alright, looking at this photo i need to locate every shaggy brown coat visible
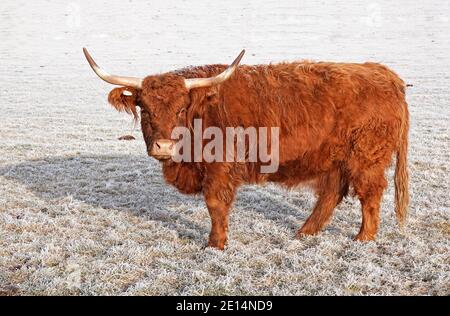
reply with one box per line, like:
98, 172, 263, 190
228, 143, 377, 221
107, 60, 409, 250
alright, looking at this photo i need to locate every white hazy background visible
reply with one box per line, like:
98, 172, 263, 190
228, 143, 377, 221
0, 0, 449, 295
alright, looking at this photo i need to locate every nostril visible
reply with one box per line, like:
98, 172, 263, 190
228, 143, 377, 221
156, 142, 161, 149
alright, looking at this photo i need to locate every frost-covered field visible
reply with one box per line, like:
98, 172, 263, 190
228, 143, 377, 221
0, 0, 449, 295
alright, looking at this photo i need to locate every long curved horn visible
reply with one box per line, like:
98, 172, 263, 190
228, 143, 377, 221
83, 48, 143, 89
184, 49, 245, 90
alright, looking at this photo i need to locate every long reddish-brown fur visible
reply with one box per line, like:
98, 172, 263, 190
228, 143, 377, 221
107, 60, 409, 250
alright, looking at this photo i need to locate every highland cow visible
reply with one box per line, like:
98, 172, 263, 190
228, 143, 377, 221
83, 48, 409, 250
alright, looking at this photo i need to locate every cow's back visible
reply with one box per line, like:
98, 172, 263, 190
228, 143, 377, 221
212, 61, 407, 184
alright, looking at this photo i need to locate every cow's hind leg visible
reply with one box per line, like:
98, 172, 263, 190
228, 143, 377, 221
297, 168, 348, 237
348, 121, 395, 241
353, 169, 387, 241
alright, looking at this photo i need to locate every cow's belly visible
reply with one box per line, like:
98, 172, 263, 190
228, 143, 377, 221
268, 139, 345, 187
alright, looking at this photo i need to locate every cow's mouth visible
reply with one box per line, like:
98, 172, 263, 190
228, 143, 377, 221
152, 154, 172, 161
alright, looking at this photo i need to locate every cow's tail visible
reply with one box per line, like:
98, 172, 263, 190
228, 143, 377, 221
394, 101, 410, 227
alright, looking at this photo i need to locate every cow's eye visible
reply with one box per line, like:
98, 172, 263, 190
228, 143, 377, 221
177, 108, 186, 117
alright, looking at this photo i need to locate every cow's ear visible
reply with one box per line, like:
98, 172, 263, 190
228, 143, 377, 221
108, 87, 139, 121
190, 87, 221, 121
203, 86, 221, 105
205, 88, 218, 100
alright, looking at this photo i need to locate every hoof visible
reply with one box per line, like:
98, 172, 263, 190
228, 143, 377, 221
353, 233, 376, 241
296, 226, 320, 239
207, 240, 226, 250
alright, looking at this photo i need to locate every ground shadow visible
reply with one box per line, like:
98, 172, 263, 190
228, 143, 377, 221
0, 154, 313, 242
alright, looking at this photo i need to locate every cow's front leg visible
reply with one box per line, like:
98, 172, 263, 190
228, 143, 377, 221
203, 165, 237, 250
204, 196, 232, 250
